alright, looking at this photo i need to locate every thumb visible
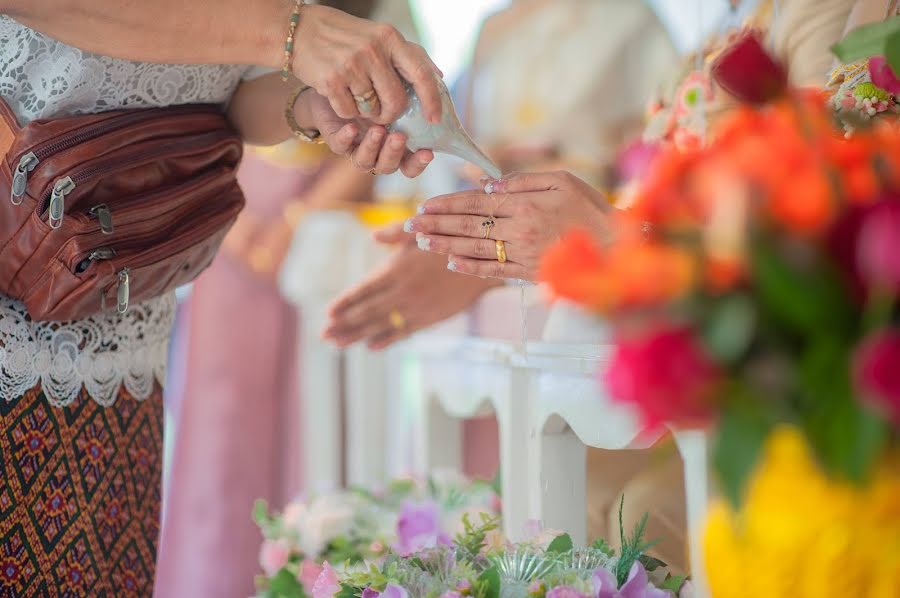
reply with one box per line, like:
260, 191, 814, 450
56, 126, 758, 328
373, 222, 411, 245
486, 171, 574, 194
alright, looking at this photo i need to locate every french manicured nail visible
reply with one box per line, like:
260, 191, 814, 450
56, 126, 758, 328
403, 218, 414, 233
416, 204, 426, 214
485, 179, 505, 194
447, 261, 457, 272
416, 233, 430, 250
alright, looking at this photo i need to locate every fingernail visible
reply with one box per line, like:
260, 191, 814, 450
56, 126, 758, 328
416, 233, 430, 250
486, 179, 506, 194
447, 261, 457, 272
391, 137, 405, 149
403, 218, 414, 233
417, 204, 426, 214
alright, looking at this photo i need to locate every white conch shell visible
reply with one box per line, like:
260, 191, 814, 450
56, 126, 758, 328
391, 78, 502, 180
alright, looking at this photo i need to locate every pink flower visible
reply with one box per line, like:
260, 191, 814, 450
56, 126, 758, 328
258, 539, 291, 577
617, 140, 661, 183
382, 585, 409, 598
395, 501, 450, 555
545, 587, 589, 598
298, 560, 323, 594
855, 329, 900, 424
857, 199, 900, 293
605, 326, 720, 429
312, 562, 341, 598
439, 593, 464, 598
869, 56, 900, 95
711, 30, 787, 104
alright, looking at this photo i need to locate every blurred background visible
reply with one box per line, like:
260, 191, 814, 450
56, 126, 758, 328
154, 1, 740, 595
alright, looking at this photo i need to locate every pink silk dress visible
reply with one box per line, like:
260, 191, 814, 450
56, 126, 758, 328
154, 143, 332, 598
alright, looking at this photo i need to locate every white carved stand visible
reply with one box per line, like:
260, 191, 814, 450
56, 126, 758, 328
286, 220, 711, 595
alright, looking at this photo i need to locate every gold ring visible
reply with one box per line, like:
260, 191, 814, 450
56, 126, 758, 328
495, 240, 507, 263
354, 90, 380, 114
389, 309, 406, 331
481, 218, 495, 239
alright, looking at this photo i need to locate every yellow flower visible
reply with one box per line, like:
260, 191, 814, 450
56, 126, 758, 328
704, 427, 900, 598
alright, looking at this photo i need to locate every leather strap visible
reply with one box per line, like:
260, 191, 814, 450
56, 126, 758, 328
0, 97, 18, 160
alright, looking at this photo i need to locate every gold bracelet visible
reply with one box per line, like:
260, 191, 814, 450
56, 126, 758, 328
282, 1, 305, 82
285, 83, 325, 144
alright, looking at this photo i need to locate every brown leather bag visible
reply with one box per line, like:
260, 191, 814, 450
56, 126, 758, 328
0, 99, 245, 321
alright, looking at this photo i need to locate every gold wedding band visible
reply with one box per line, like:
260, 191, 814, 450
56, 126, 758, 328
495, 240, 507, 263
481, 218, 495, 239
389, 309, 406, 331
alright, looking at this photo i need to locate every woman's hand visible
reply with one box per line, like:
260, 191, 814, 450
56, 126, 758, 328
303, 91, 434, 177
322, 231, 501, 350
405, 171, 615, 281
293, 4, 443, 125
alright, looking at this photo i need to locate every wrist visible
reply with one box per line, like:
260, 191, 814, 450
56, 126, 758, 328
254, 0, 295, 69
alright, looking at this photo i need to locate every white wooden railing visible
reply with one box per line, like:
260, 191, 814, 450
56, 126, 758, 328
281, 213, 710, 596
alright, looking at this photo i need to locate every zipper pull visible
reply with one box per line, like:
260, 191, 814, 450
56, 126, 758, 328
48, 176, 75, 229
11, 152, 38, 205
74, 247, 116, 274
116, 268, 130, 314
89, 204, 114, 234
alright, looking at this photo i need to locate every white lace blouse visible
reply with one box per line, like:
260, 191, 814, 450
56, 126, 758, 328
0, 16, 250, 406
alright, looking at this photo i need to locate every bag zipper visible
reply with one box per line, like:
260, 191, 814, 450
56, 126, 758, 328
107, 198, 239, 314
9, 105, 221, 205
64, 172, 235, 274
38, 129, 235, 227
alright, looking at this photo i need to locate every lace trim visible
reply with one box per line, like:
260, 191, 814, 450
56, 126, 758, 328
0, 16, 247, 123
0, 295, 174, 407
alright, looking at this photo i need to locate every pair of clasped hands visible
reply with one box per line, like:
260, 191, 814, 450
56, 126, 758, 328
304, 7, 612, 350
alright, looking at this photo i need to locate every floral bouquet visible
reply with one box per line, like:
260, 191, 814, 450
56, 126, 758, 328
253, 472, 501, 597
538, 32, 900, 596
308, 501, 690, 598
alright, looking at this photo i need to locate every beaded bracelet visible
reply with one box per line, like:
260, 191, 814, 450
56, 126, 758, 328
282, 1, 305, 82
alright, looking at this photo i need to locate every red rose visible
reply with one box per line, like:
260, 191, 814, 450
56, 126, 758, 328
857, 198, 900, 294
855, 329, 900, 424
711, 30, 788, 104
604, 325, 720, 429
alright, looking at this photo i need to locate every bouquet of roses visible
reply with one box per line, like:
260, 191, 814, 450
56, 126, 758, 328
538, 32, 900, 596
308, 501, 690, 598
254, 472, 501, 597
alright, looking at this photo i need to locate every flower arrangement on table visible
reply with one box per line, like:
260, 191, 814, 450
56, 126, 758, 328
307, 502, 690, 598
539, 31, 900, 597
253, 472, 501, 597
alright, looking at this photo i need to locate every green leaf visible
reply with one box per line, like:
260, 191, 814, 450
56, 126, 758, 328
886, 29, 900, 75
477, 566, 501, 598
751, 242, 853, 339
713, 396, 774, 507
590, 537, 615, 557
832, 16, 900, 63
268, 568, 305, 598
546, 533, 573, 555
799, 340, 888, 483
701, 293, 756, 364
639, 554, 668, 572
659, 575, 688, 593
336, 585, 358, 598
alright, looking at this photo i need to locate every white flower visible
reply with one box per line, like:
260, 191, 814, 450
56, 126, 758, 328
298, 494, 359, 558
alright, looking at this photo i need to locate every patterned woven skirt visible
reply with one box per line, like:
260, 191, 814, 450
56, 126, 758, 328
0, 384, 163, 597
